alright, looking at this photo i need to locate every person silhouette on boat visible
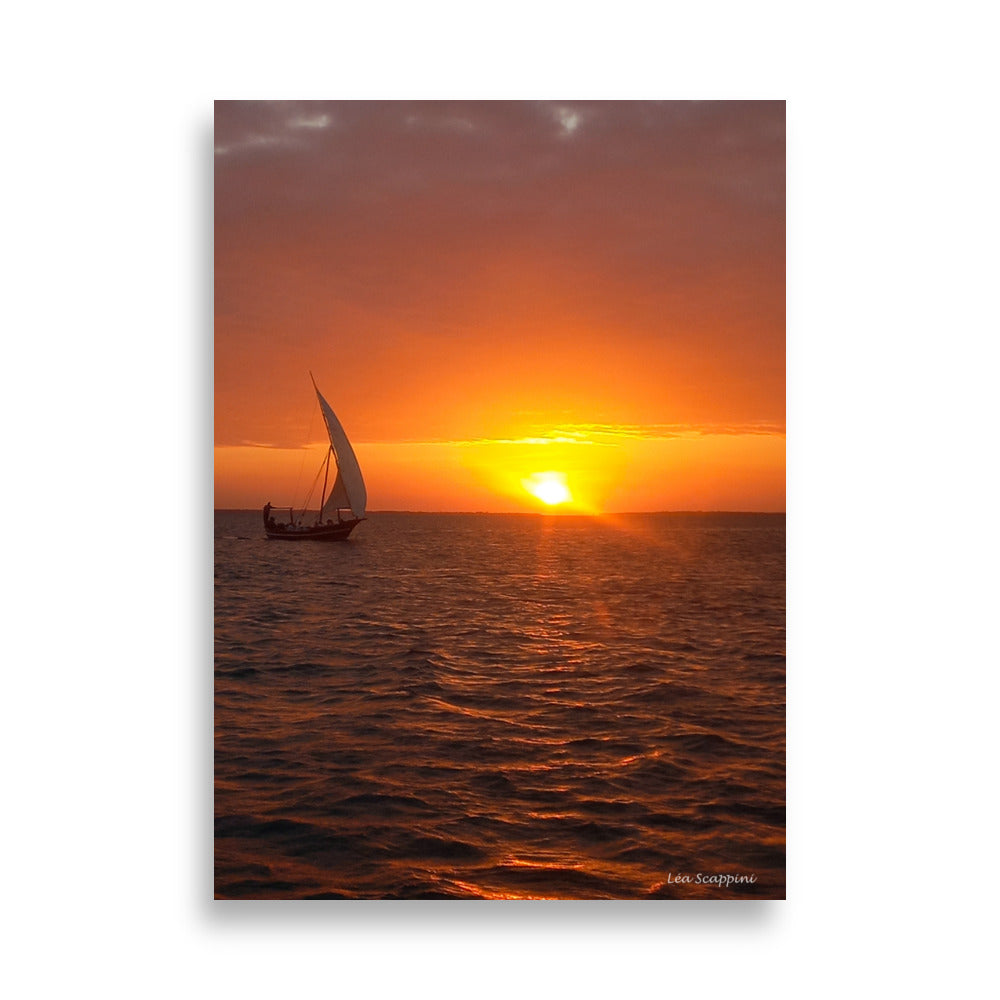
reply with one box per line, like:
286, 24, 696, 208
262, 502, 272, 526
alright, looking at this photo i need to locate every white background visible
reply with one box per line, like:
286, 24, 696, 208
4, 2, 996, 996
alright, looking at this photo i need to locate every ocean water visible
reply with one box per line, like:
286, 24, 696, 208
215, 511, 785, 899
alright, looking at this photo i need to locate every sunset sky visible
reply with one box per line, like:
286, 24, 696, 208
215, 100, 784, 512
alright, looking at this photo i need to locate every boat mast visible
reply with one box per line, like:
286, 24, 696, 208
318, 446, 332, 522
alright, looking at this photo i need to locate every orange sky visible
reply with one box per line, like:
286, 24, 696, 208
215, 101, 784, 512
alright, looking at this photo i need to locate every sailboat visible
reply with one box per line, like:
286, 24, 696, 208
262, 375, 367, 541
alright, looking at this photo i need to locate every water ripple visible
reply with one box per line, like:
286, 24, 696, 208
216, 511, 785, 899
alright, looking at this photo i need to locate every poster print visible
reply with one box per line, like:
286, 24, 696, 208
215, 100, 785, 900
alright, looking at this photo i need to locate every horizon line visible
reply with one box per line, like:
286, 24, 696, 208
215, 508, 786, 516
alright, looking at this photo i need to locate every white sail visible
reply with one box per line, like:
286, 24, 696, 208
313, 379, 367, 520
320, 468, 351, 521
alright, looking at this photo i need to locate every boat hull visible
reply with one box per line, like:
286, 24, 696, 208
265, 518, 363, 541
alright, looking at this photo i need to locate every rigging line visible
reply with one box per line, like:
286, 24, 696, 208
299, 453, 327, 516
292, 389, 319, 508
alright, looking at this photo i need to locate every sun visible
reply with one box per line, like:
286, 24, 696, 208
521, 471, 573, 506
